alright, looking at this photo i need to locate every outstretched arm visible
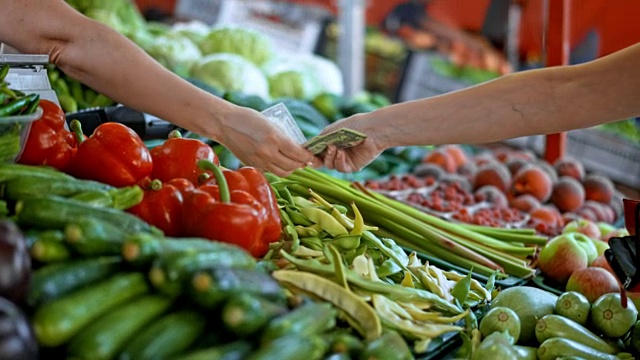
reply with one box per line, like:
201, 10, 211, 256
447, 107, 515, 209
0, 0, 314, 176
319, 42, 640, 172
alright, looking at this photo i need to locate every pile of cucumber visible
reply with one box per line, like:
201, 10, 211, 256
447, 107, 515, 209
0, 163, 408, 360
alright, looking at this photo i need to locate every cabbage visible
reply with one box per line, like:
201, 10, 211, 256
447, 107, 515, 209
263, 53, 344, 97
267, 70, 321, 101
170, 20, 211, 45
144, 34, 202, 77
198, 26, 274, 66
191, 53, 269, 99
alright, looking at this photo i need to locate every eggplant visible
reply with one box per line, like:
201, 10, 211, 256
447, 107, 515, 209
0, 220, 31, 303
0, 297, 38, 360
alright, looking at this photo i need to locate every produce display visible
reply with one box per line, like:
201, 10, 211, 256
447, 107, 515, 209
0, 65, 42, 162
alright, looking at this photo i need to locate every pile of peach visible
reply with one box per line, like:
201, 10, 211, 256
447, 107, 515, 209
369, 144, 622, 236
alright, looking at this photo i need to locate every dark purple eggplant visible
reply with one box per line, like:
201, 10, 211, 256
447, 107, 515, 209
0, 220, 31, 303
0, 296, 38, 360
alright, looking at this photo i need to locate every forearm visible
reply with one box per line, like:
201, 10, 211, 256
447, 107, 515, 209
363, 44, 640, 149
1, 0, 233, 140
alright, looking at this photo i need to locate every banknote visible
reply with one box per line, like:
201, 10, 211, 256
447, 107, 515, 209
303, 128, 368, 155
261, 103, 307, 144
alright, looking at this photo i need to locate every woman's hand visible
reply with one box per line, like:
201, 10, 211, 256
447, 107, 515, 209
313, 114, 385, 173
216, 106, 315, 177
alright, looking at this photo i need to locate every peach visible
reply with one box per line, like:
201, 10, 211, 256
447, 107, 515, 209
576, 207, 599, 222
475, 185, 509, 208
413, 163, 446, 181
509, 194, 541, 213
554, 157, 585, 181
505, 158, 529, 177
530, 206, 564, 231
583, 174, 615, 204
442, 144, 469, 169
422, 149, 457, 173
473, 152, 497, 167
512, 164, 554, 202
473, 162, 512, 193
550, 176, 585, 212
566, 267, 620, 303
535, 160, 559, 184
581, 200, 615, 223
456, 161, 477, 185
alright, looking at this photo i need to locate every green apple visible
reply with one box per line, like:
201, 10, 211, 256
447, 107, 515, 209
589, 237, 610, 258
538, 234, 590, 284
597, 222, 617, 239
569, 232, 598, 264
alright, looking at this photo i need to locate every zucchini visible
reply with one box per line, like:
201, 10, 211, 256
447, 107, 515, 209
29, 231, 71, 263
171, 341, 253, 360
260, 301, 337, 345
68, 294, 173, 360
28, 256, 123, 307
247, 333, 328, 360
537, 337, 621, 360
149, 250, 256, 297
119, 310, 206, 360
535, 314, 619, 354
122, 233, 249, 266
15, 195, 156, 234
3, 177, 113, 201
190, 267, 286, 309
64, 217, 128, 256
221, 293, 288, 337
32, 272, 149, 347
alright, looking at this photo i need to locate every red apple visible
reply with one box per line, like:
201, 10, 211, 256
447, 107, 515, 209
566, 267, 620, 303
591, 254, 616, 276
562, 219, 602, 240
538, 233, 592, 284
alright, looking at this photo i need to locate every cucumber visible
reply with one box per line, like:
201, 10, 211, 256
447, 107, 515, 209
535, 314, 619, 354
190, 267, 286, 309
171, 341, 253, 360
28, 256, 123, 307
0, 163, 71, 182
247, 333, 328, 360
32, 272, 149, 347
3, 177, 113, 201
122, 233, 249, 266
119, 310, 206, 360
221, 293, 288, 337
149, 250, 256, 297
64, 217, 128, 256
260, 302, 337, 345
68, 294, 173, 360
15, 196, 155, 234
29, 231, 71, 263
537, 338, 621, 360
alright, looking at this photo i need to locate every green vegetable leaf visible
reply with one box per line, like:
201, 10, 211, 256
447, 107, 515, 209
451, 270, 473, 306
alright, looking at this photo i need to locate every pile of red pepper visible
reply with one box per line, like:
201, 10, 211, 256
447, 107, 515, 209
17, 100, 281, 257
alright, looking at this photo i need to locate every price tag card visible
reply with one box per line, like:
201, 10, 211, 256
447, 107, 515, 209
174, 0, 224, 24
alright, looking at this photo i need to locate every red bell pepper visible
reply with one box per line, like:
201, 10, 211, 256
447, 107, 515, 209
203, 166, 282, 243
69, 121, 152, 187
128, 178, 184, 237
150, 130, 218, 185
183, 161, 269, 257
17, 100, 78, 171
166, 178, 196, 199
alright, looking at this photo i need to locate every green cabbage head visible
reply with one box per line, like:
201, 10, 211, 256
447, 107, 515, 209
198, 26, 274, 67
191, 53, 270, 99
